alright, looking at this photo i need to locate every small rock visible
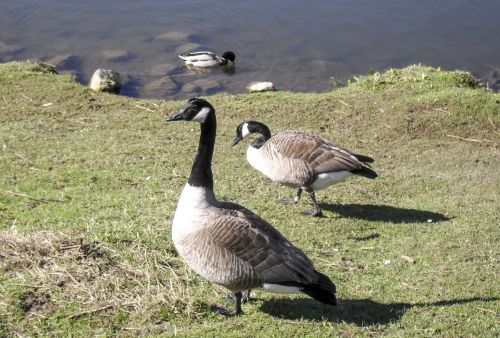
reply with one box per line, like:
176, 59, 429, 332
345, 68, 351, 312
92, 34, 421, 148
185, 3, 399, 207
155, 31, 193, 42
102, 50, 133, 62
89, 69, 122, 93
175, 43, 202, 55
33, 63, 58, 74
246, 81, 275, 93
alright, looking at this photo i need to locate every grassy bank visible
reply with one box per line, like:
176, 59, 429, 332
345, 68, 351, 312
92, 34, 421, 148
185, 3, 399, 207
0, 62, 498, 337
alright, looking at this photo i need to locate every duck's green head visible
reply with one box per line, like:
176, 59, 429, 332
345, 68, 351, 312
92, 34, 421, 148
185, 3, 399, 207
222, 51, 236, 63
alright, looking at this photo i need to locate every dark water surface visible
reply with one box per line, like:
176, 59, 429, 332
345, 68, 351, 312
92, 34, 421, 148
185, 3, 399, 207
1, 1, 499, 98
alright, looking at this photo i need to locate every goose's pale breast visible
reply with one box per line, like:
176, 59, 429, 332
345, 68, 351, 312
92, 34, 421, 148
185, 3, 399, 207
171, 184, 260, 290
246, 146, 312, 187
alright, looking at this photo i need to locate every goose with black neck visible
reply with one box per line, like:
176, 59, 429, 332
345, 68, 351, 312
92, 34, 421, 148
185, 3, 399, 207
232, 120, 378, 217
167, 98, 337, 316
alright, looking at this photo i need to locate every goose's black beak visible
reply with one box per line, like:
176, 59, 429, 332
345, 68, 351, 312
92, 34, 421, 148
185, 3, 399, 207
166, 110, 185, 122
231, 135, 243, 146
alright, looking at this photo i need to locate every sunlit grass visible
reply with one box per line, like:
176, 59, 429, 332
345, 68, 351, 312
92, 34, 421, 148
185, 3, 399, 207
0, 61, 498, 336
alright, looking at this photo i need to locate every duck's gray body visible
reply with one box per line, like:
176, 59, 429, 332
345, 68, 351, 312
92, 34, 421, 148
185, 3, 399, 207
178, 51, 235, 68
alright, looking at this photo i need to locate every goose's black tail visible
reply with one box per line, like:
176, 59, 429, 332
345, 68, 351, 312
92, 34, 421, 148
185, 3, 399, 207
353, 166, 378, 179
354, 153, 375, 164
301, 271, 337, 306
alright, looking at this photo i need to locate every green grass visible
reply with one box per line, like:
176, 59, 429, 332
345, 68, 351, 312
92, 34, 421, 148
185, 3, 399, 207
0, 61, 499, 337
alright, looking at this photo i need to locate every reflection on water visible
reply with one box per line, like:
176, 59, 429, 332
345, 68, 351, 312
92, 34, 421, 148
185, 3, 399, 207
0, 1, 499, 98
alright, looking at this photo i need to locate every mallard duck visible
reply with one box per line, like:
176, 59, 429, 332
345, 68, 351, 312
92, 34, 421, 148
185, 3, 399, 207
178, 51, 235, 68
232, 121, 378, 217
166, 99, 337, 315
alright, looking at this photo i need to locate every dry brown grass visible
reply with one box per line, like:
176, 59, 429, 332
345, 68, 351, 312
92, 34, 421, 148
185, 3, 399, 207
0, 229, 208, 336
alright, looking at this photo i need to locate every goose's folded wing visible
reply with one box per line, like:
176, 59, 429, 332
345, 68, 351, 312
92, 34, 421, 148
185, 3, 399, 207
269, 131, 363, 174
207, 203, 317, 284
309, 146, 364, 173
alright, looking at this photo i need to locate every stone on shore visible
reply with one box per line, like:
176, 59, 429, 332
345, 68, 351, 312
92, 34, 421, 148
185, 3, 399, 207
246, 81, 275, 93
89, 69, 122, 93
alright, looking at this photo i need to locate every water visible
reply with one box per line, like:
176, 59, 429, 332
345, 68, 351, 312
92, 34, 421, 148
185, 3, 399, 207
1, 1, 499, 98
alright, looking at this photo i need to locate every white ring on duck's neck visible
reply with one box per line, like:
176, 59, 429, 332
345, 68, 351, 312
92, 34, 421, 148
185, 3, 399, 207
192, 107, 211, 123
241, 122, 251, 138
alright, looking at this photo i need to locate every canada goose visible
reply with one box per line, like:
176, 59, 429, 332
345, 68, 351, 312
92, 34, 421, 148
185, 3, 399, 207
167, 98, 337, 315
232, 121, 378, 217
178, 51, 235, 68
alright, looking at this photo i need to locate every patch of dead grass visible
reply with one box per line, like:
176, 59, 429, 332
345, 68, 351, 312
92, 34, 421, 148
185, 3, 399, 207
0, 229, 205, 335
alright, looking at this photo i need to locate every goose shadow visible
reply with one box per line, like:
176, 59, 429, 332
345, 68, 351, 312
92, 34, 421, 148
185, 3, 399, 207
260, 297, 497, 325
319, 203, 451, 223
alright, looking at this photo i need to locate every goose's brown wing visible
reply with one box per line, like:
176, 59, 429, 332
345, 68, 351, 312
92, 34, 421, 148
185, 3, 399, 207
267, 131, 364, 174
206, 202, 317, 288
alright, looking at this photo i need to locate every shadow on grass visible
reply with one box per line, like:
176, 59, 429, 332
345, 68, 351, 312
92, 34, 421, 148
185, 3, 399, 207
260, 297, 497, 325
320, 203, 451, 223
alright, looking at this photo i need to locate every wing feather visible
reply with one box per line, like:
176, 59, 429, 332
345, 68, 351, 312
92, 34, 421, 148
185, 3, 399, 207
266, 131, 366, 174
206, 202, 317, 286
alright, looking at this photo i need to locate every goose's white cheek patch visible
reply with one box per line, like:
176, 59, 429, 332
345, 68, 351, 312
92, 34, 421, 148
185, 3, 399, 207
192, 107, 211, 123
241, 123, 250, 137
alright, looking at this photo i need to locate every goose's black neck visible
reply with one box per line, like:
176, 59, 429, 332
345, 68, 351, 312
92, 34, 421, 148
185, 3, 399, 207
188, 112, 216, 190
250, 122, 272, 149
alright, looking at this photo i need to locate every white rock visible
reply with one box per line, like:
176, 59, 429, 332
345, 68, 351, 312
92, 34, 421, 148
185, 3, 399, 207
246, 81, 275, 93
89, 69, 122, 93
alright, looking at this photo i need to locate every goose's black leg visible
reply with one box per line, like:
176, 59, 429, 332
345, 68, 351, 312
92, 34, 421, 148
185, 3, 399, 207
212, 291, 243, 316
278, 188, 302, 205
302, 188, 322, 217
234, 291, 243, 315
226, 289, 251, 303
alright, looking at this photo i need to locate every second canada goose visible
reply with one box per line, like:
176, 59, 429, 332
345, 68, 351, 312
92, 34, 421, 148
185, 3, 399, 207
167, 98, 337, 315
232, 121, 378, 217
178, 51, 236, 68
